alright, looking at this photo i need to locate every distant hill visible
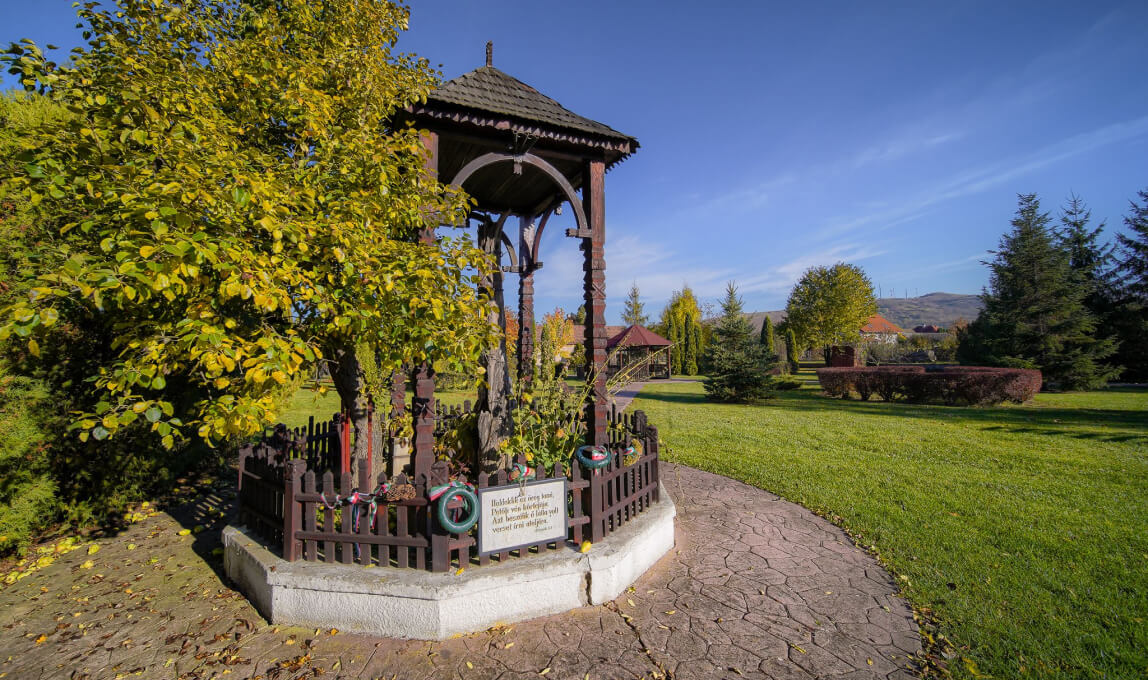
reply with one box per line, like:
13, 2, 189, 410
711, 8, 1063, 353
877, 293, 982, 329
741, 292, 982, 334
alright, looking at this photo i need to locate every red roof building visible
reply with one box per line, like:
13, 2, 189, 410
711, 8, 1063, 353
605, 325, 672, 380
860, 314, 905, 343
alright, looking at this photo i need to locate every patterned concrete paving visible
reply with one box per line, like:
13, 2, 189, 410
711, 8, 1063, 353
0, 464, 919, 679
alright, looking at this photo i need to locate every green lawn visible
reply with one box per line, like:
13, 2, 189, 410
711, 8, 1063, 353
631, 373, 1147, 679
278, 386, 476, 431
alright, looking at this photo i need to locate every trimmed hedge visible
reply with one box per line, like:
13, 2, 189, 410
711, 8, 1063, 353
816, 366, 1042, 406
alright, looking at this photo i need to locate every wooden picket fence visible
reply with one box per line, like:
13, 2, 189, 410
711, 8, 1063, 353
237, 407, 660, 572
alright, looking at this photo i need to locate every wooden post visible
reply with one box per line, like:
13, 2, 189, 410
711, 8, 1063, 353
428, 461, 451, 573
283, 458, 305, 561
419, 131, 439, 245
518, 215, 536, 383
411, 364, 435, 481
340, 413, 351, 475
582, 159, 608, 447
366, 400, 374, 484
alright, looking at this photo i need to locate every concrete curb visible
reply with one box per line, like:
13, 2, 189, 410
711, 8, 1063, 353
224, 484, 675, 639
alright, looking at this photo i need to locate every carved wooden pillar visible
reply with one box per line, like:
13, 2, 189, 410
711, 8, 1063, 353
582, 160, 608, 447
517, 215, 536, 383
412, 131, 438, 478
476, 215, 511, 468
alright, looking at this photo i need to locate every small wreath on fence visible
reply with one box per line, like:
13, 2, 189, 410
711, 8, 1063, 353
429, 480, 479, 534
622, 438, 643, 467
574, 445, 611, 471
508, 463, 535, 482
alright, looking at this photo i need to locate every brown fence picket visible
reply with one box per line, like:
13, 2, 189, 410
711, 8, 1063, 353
321, 472, 336, 563
303, 471, 317, 560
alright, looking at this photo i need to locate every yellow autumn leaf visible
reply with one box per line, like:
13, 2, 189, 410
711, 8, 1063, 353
178, 529, 191, 536
87, 545, 99, 555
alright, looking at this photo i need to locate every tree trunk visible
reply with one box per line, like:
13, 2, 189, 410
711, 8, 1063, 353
330, 342, 371, 476
475, 215, 512, 470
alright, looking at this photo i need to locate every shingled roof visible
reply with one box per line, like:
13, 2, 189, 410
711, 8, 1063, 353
607, 325, 672, 349
428, 66, 638, 147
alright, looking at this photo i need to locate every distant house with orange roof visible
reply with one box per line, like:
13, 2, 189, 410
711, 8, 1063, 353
860, 314, 905, 344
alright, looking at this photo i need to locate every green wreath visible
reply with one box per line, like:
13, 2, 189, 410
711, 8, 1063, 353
574, 445, 611, 470
436, 485, 479, 534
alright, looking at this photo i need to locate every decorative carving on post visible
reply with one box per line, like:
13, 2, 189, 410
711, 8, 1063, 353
517, 215, 536, 383
476, 213, 512, 469
582, 160, 608, 447
411, 364, 435, 481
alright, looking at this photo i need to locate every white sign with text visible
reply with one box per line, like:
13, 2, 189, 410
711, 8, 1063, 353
477, 478, 567, 555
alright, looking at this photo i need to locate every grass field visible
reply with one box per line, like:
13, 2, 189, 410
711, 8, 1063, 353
278, 386, 477, 431
630, 372, 1147, 679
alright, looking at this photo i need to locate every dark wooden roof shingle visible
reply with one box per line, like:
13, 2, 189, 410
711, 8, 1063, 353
429, 66, 637, 147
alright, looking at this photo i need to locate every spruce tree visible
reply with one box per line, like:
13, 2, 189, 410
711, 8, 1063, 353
1115, 189, 1148, 303
961, 194, 1118, 389
1058, 194, 1115, 317
704, 283, 777, 403
621, 282, 650, 327
1111, 189, 1148, 380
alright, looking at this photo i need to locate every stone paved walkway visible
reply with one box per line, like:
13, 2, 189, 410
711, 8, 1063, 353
0, 464, 919, 679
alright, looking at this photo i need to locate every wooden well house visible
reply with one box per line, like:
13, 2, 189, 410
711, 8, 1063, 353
236, 46, 664, 574
391, 43, 641, 475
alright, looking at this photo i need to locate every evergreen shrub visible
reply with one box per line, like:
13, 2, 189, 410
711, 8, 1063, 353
817, 366, 1041, 405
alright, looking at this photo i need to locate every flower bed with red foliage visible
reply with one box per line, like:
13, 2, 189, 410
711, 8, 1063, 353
816, 366, 1042, 405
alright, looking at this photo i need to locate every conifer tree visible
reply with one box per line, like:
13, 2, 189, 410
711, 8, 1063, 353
960, 194, 1118, 389
1058, 194, 1115, 317
657, 286, 704, 376
704, 283, 776, 403
760, 315, 776, 355
666, 312, 681, 374
1111, 189, 1148, 380
621, 282, 649, 327
1115, 189, 1148, 304
785, 327, 800, 372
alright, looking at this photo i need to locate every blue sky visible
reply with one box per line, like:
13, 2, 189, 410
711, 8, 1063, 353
4, 1, 1147, 323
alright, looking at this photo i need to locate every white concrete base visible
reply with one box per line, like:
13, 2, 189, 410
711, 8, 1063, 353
223, 485, 675, 640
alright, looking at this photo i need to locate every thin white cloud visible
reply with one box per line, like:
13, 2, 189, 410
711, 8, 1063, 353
849, 130, 964, 169
891, 252, 986, 281
735, 243, 888, 297
816, 114, 1148, 240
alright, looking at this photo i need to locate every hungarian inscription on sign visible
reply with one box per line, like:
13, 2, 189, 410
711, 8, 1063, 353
477, 477, 568, 556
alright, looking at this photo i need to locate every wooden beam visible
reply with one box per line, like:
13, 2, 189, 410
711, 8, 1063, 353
582, 159, 608, 449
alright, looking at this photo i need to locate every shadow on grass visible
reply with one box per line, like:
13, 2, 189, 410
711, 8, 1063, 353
634, 390, 709, 406
636, 383, 1148, 443
770, 389, 1148, 442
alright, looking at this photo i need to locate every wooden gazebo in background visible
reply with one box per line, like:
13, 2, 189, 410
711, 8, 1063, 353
606, 325, 672, 381
393, 44, 639, 471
